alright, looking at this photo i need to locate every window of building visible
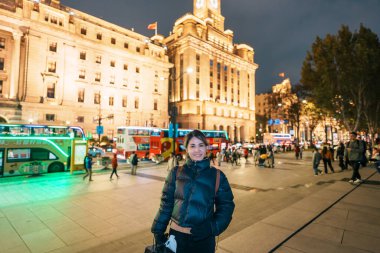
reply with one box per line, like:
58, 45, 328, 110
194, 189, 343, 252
196, 90, 199, 99
134, 97, 139, 109
196, 66, 200, 72
122, 96, 127, 107
154, 99, 158, 110
80, 51, 86, 60
0, 38, 5, 49
196, 78, 199, 84
81, 27, 87, 35
124, 42, 129, 49
110, 60, 115, 67
47, 83, 55, 98
0, 80, 3, 95
111, 37, 116, 44
78, 89, 84, 102
123, 78, 128, 87
94, 92, 100, 104
51, 16, 57, 25
0, 58, 4, 70
48, 61, 56, 73
95, 72, 101, 82
96, 33, 102, 40
96, 55, 101, 64
196, 54, 200, 61
45, 114, 55, 121
210, 60, 214, 67
136, 67, 140, 73
76, 116, 84, 123
49, 42, 57, 52
79, 69, 85, 79
197, 106, 200, 114
136, 47, 140, 53
210, 82, 213, 88
123, 64, 128, 70
109, 96, 114, 106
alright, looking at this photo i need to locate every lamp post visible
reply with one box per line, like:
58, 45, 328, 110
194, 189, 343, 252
169, 67, 193, 155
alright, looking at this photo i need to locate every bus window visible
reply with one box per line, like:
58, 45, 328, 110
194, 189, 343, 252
31, 148, 57, 160
137, 143, 150, 150
7, 148, 31, 161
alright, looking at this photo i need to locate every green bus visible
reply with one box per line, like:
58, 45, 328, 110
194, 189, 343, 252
0, 124, 87, 177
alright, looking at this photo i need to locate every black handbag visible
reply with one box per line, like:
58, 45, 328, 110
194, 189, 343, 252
144, 238, 174, 253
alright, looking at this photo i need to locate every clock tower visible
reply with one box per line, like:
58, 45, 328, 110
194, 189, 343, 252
193, 0, 224, 30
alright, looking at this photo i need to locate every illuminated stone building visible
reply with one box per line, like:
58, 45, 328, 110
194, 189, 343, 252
0, 0, 171, 139
255, 78, 294, 134
164, 0, 258, 143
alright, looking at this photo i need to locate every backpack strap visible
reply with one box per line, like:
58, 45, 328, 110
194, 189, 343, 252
215, 169, 220, 196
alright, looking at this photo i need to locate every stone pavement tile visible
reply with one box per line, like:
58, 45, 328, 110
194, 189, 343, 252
21, 228, 65, 253
334, 202, 380, 220
346, 208, 380, 226
0, 218, 26, 252
2, 244, 31, 253
342, 230, 380, 252
56, 226, 95, 245
290, 196, 334, 214
298, 223, 344, 244
314, 207, 348, 229
275, 246, 305, 253
218, 222, 292, 253
282, 234, 369, 253
342, 188, 380, 209
261, 207, 316, 231
1, 206, 35, 221
45, 218, 84, 235
10, 217, 47, 236
28, 206, 64, 221
57, 206, 89, 221
345, 219, 380, 239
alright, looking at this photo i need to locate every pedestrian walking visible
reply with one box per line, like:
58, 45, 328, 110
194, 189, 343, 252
231, 150, 238, 166
299, 145, 303, 159
322, 146, 335, 173
130, 151, 138, 175
216, 151, 222, 166
209, 152, 215, 165
312, 148, 322, 175
167, 153, 178, 171
151, 129, 235, 253
267, 148, 275, 168
110, 153, 119, 180
83, 153, 93, 181
345, 132, 364, 184
295, 145, 300, 159
336, 142, 346, 171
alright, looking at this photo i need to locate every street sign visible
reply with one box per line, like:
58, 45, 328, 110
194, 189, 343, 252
96, 126, 104, 135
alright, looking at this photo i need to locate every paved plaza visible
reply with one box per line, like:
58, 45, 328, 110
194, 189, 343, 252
0, 151, 379, 253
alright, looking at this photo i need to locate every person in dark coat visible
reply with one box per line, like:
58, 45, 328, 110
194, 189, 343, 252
151, 130, 235, 253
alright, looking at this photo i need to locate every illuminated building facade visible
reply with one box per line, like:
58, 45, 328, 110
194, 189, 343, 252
164, 0, 258, 143
0, 0, 171, 139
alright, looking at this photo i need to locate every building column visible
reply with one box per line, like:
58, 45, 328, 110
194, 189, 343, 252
9, 32, 22, 99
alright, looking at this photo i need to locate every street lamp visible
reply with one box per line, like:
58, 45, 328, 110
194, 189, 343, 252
169, 67, 193, 155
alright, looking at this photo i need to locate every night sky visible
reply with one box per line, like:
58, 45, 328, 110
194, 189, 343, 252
60, 0, 380, 93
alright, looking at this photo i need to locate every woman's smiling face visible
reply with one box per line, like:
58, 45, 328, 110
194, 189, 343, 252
186, 136, 207, 161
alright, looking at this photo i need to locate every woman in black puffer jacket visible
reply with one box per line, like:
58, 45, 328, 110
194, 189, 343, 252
151, 130, 235, 253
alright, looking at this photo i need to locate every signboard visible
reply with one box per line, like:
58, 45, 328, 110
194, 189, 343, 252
96, 126, 104, 135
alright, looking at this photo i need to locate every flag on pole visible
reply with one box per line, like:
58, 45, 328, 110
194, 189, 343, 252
278, 72, 285, 78
147, 22, 157, 30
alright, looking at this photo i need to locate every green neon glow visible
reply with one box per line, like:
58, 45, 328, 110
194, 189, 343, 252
1, 137, 69, 158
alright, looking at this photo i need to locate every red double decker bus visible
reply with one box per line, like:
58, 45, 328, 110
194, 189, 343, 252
116, 126, 229, 161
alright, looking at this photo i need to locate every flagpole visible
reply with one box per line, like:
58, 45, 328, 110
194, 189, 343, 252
155, 23, 157, 36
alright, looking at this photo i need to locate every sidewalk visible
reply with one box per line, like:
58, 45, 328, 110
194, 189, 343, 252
217, 167, 380, 253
